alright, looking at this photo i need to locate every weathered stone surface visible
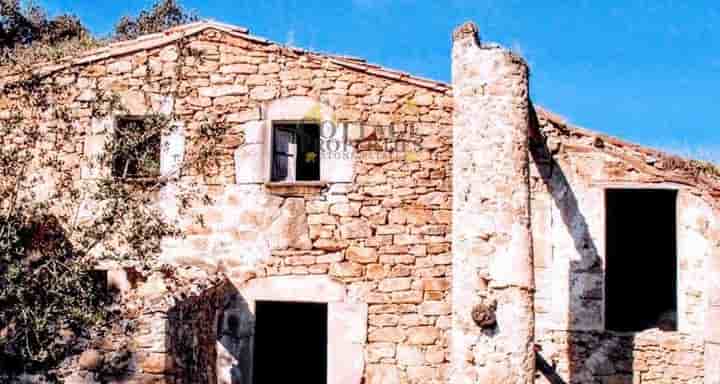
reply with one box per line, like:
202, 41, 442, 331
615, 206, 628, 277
199, 85, 248, 97
221, 63, 257, 74
330, 202, 361, 217
330, 262, 363, 277
269, 198, 312, 250
366, 364, 400, 384
108, 60, 132, 74
259, 62, 281, 74
139, 352, 173, 374
452, 20, 534, 384
249, 86, 278, 100
78, 349, 103, 371
407, 326, 440, 345
234, 144, 265, 183
227, 108, 260, 123
340, 219, 372, 239
383, 84, 412, 98
379, 278, 412, 292
346, 246, 378, 264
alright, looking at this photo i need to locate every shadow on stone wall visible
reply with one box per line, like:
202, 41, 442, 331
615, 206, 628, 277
529, 107, 635, 384
165, 277, 250, 384
215, 285, 255, 384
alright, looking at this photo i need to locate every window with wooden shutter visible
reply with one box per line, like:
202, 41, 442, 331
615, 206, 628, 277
271, 123, 320, 182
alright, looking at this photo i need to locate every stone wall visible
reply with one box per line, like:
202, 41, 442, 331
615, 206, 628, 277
0, 23, 453, 383
536, 329, 704, 384
155, 28, 452, 384
530, 107, 720, 384
60, 268, 227, 384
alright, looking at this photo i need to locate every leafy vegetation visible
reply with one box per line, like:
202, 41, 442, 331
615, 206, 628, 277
114, 0, 198, 41
0, 0, 212, 379
0, 0, 97, 66
0, 0, 197, 67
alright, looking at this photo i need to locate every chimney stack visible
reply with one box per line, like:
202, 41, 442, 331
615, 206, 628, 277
450, 21, 535, 383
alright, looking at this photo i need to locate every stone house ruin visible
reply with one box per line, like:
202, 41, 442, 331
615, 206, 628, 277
3, 19, 720, 384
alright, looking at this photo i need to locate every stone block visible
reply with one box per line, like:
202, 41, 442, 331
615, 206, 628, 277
161, 122, 185, 177
78, 349, 103, 371
250, 86, 278, 101
241, 275, 346, 303
242, 121, 264, 144
139, 352, 173, 374
346, 247, 378, 264
328, 302, 368, 343
366, 364, 400, 384
383, 84, 412, 98
259, 62, 281, 74
199, 85, 248, 98
407, 326, 440, 345
419, 301, 451, 316
330, 262, 363, 278
227, 108, 260, 123
391, 290, 423, 304
422, 278, 450, 291
367, 343, 396, 361
330, 202, 361, 217
397, 345, 425, 366
234, 144, 265, 183
120, 90, 148, 115
379, 278, 412, 292
108, 60, 132, 74
406, 366, 438, 383
269, 198, 312, 250
340, 220, 372, 239
221, 63, 257, 74
368, 327, 405, 343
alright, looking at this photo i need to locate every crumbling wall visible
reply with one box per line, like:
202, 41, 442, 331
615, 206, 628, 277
6, 19, 720, 384
167, 278, 226, 384
536, 329, 704, 383
58, 268, 227, 384
450, 21, 535, 383
530, 108, 719, 384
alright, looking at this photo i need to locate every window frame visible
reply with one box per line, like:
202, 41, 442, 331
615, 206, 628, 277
110, 115, 162, 180
268, 120, 322, 184
602, 187, 679, 333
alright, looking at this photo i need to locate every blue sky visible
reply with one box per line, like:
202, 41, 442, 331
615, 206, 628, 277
40, 1, 720, 160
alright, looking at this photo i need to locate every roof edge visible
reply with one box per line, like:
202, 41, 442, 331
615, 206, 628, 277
1, 20, 451, 93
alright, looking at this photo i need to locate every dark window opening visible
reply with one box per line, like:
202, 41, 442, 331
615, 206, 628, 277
605, 189, 677, 332
111, 118, 161, 178
271, 123, 320, 182
253, 301, 327, 384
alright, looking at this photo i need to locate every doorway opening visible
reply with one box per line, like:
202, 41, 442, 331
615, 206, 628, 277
253, 301, 328, 383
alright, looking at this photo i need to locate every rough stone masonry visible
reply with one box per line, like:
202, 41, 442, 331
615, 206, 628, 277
1, 18, 720, 384
451, 22, 534, 384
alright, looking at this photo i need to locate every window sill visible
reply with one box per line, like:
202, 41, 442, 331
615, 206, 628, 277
112, 176, 163, 185
264, 181, 328, 196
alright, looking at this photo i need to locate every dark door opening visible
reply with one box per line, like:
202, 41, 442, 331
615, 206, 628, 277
253, 301, 327, 384
605, 189, 677, 332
